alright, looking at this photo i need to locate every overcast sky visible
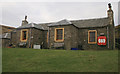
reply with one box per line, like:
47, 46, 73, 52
0, 1, 119, 27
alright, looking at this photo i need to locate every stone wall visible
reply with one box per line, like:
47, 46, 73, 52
11, 29, 21, 47
11, 24, 115, 50
49, 25, 78, 50
49, 25, 114, 50
108, 24, 115, 49
78, 26, 112, 50
30, 28, 47, 48
11, 28, 47, 48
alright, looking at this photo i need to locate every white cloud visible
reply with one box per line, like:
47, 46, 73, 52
1, 2, 119, 27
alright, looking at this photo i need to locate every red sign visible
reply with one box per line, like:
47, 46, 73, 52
97, 36, 106, 45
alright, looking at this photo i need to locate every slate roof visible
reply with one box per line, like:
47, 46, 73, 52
0, 33, 11, 39
17, 22, 52, 30
17, 17, 110, 30
48, 19, 72, 27
70, 17, 109, 28
17, 23, 44, 30
48, 18, 109, 28
37, 23, 53, 30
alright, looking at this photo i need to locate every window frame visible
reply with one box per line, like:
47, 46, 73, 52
88, 30, 97, 44
54, 28, 64, 42
20, 29, 28, 42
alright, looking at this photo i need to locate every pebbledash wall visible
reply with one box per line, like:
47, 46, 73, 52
10, 3, 115, 50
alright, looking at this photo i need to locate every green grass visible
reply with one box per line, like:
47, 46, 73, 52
2, 48, 118, 72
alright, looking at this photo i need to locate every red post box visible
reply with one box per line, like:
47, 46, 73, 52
97, 36, 106, 45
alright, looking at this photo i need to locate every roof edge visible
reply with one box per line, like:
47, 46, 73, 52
70, 17, 108, 22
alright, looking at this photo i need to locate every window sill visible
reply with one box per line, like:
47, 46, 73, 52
55, 40, 64, 42
20, 40, 27, 42
88, 42, 97, 44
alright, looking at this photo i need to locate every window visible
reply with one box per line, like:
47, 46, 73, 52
88, 30, 97, 44
20, 29, 28, 42
54, 28, 64, 42
22, 31, 27, 40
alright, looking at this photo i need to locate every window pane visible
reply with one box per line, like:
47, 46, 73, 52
56, 35, 59, 40
57, 29, 63, 34
56, 29, 63, 40
22, 31, 27, 40
89, 32, 95, 42
57, 34, 63, 40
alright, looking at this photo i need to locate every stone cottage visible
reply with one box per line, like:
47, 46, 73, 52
11, 3, 115, 50
47, 3, 115, 50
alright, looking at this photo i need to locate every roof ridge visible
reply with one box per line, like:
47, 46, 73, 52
70, 17, 108, 22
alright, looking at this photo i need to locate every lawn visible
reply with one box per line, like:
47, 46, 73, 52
2, 48, 118, 72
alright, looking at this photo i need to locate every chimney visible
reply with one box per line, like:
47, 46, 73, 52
22, 15, 28, 26
107, 3, 114, 24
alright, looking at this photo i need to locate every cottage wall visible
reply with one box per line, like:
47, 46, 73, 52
78, 26, 111, 50
49, 24, 115, 50
11, 31, 18, 46
11, 28, 47, 48
43, 30, 48, 48
30, 28, 47, 48
69, 25, 78, 49
11, 29, 22, 47
49, 25, 78, 50
108, 24, 115, 49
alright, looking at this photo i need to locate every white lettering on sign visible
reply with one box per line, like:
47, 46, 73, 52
98, 39, 105, 43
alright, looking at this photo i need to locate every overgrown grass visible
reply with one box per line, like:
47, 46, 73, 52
2, 48, 118, 72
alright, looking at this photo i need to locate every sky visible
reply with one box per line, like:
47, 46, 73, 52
0, 1, 120, 27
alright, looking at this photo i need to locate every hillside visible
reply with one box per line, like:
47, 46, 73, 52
2, 48, 118, 72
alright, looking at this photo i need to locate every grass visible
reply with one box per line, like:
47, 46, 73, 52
2, 48, 118, 72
